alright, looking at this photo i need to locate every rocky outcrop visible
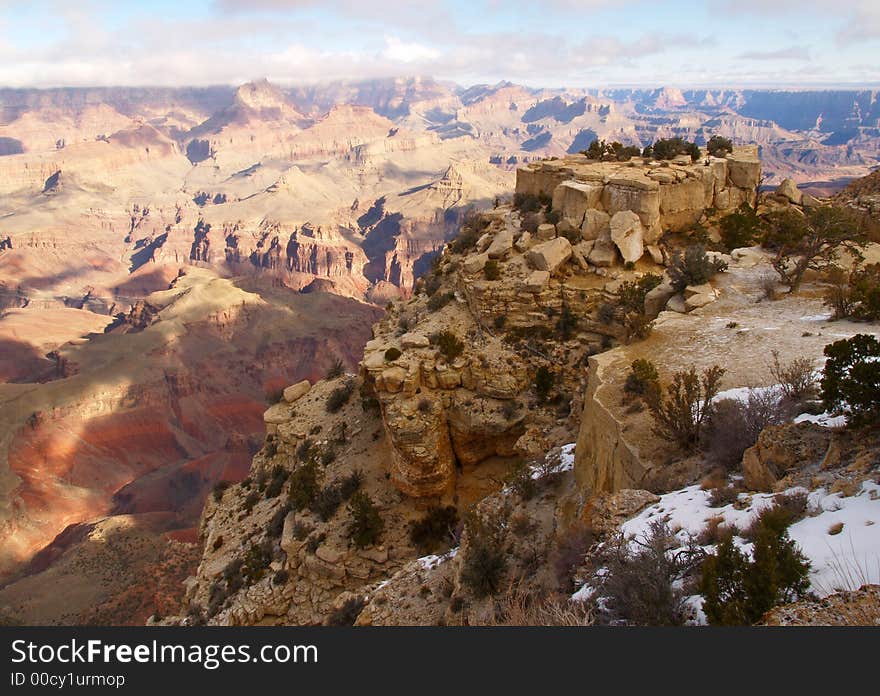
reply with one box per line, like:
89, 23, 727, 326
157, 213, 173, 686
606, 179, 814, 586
762, 585, 880, 626
360, 331, 530, 497
741, 422, 833, 491
573, 352, 648, 495
516, 147, 761, 246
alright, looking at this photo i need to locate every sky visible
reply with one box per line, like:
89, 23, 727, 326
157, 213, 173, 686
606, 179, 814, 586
0, 0, 877, 89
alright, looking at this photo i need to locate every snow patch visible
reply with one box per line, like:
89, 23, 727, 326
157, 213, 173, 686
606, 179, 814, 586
417, 547, 458, 571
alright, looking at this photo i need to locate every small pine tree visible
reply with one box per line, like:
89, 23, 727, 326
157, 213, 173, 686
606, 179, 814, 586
820, 334, 880, 426
700, 514, 810, 625
347, 491, 384, 548
534, 366, 555, 402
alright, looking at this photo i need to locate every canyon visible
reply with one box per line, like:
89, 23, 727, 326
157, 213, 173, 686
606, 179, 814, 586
0, 79, 878, 625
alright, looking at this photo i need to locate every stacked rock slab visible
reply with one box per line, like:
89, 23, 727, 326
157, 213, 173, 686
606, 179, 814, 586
516, 146, 761, 262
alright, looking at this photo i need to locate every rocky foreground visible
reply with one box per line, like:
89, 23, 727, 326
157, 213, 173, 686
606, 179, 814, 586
158, 148, 878, 626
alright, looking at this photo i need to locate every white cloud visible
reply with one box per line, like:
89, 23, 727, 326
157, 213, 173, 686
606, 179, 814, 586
380, 36, 440, 64
738, 46, 811, 61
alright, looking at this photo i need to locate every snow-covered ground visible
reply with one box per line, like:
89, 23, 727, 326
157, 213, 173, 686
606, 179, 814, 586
575, 479, 880, 612
530, 443, 575, 480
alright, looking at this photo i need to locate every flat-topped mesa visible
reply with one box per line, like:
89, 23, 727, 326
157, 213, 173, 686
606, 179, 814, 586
516, 146, 761, 244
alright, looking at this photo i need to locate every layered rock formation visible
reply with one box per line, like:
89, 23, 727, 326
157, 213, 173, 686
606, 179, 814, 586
517, 147, 760, 247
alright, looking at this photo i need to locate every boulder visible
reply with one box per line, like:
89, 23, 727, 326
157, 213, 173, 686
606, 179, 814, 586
556, 217, 578, 238
742, 423, 832, 491
523, 270, 550, 293
526, 237, 572, 274
684, 290, 717, 311
400, 333, 429, 349
644, 280, 677, 317
587, 238, 617, 267
570, 244, 590, 271
801, 193, 822, 210
487, 227, 514, 259
263, 402, 293, 425
536, 223, 556, 241
514, 231, 533, 252
602, 176, 661, 242
581, 209, 611, 241
381, 366, 407, 393
726, 148, 762, 190
476, 232, 492, 253
283, 380, 311, 403
551, 180, 603, 223
683, 282, 714, 299
776, 178, 802, 205
609, 210, 644, 264
666, 294, 687, 313
730, 246, 765, 267
647, 244, 664, 265
463, 252, 488, 274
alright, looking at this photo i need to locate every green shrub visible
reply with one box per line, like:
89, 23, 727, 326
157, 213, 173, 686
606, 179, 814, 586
384, 347, 402, 361
241, 540, 274, 587
484, 259, 501, 280
581, 139, 641, 162
648, 365, 726, 451
825, 263, 880, 321
243, 490, 260, 513
461, 512, 507, 597
624, 359, 660, 397
513, 192, 543, 213
427, 291, 455, 312
650, 137, 701, 162
719, 203, 763, 251
597, 302, 615, 324
347, 491, 384, 548
706, 135, 733, 157
264, 466, 288, 498
555, 304, 578, 340
325, 358, 345, 380
212, 480, 232, 503
700, 513, 810, 625
409, 506, 459, 554
668, 244, 728, 292
504, 461, 537, 500
821, 334, 880, 426
326, 379, 355, 413
434, 330, 464, 361
534, 366, 555, 402
450, 227, 480, 254
326, 597, 366, 626
493, 314, 507, 330
288, 459, 320, 511
422, 274, 442, 297
618, 274, 662, 314
311, 470, 363, 522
